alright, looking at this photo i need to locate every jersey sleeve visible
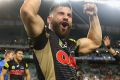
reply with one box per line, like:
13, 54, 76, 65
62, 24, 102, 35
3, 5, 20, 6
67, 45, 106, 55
25, 63, 29, 69
3, 62, 9, 70
32, 27, 48, 50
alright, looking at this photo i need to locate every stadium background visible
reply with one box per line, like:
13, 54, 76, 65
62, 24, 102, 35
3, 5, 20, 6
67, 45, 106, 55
0, 0, 120, 80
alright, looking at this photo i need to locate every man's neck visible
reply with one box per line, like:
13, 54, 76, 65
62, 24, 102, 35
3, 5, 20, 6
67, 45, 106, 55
48, 25, 53, 31
14, 58, 20, 64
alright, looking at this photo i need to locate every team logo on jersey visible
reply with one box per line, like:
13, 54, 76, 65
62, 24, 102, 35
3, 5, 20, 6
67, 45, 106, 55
12, 66, 15, 69
56, 50, 77, 68
20, 66, 24, 69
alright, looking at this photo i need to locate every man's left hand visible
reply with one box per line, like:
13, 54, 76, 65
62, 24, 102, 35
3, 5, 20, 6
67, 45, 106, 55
83, 3, 97, 16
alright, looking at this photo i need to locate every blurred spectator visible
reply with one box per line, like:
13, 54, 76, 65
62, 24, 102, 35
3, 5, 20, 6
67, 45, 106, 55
103, 36, 120, 61
0, 50, 14, 80
0, 49, 30, 80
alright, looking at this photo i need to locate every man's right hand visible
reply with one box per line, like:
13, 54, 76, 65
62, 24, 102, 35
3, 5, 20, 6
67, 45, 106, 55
103, 36, 111, 47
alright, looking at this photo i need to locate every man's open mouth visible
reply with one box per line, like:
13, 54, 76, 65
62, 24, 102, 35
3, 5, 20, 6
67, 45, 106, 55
61, 22, 69, 28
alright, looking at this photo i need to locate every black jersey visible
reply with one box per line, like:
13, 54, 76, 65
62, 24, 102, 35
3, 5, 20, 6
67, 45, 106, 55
3, 59, 28, 80
33, 28, 78, 80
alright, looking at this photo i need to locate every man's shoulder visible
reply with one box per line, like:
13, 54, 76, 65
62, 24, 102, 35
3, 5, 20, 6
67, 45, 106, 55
6, 60, 15, 66
32, 28, 49, 50
8, 60, 14, 63
20, 60, 27, 65
0, 60, 5, 65
20, 60, 26, 63
20, 60, 29, 68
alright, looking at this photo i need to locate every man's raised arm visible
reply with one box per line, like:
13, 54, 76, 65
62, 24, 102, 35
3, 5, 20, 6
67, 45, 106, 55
20, 0, 44, 38
77, 3, 102, 54
87, 3, 102, 46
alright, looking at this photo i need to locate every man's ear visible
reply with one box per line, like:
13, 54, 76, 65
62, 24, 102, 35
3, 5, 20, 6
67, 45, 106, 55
47, 16, 52, 24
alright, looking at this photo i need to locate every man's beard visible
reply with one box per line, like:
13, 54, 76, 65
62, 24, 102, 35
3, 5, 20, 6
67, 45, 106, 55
52, 21, 72, 39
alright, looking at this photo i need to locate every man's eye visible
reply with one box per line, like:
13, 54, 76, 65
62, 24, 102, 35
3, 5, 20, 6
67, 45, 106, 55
68, 14, 72, 18
59, 12, 64, 15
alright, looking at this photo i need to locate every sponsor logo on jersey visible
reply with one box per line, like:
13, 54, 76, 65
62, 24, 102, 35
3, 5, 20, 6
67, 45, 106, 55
56, 50, 77, 68
10, 70, 24, 75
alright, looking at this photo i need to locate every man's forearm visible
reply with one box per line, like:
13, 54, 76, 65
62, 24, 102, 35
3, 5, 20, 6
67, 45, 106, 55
108, 47, 117, 56
0, 75, 4, 80
87, 15, 102, 46
107, 48, 120, 61
26, 75, 30, 80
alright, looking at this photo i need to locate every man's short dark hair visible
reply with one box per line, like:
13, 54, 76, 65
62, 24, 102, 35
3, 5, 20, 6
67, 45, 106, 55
14, 49, 24, 54
49, 2, 72, 14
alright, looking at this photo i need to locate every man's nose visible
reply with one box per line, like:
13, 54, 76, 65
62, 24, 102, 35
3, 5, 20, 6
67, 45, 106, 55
63, 16, 68, 21
21, 55, 23, 57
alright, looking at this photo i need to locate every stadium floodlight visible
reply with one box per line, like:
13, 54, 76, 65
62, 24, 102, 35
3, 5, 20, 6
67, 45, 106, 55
53, 0, 96, 2
0, 0, 14, 2
54, 0, 69, 4
44, 0, 120, 9
0, 0, 14, 5
106, 1, 120, 8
